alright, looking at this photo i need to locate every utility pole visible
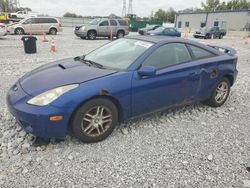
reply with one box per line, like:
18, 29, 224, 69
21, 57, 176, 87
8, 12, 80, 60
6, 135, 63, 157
122, 0, 126, 17
127, 0, 133, 15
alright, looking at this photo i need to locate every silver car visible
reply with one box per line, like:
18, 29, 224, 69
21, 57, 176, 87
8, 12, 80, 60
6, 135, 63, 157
7, 17, 62, 35
75, 18, 129, 40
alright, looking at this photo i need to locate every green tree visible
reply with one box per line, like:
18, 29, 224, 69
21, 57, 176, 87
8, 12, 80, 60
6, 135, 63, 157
201, 0, 221, 10
153, 8, 176, 23
0, 0, 9, 12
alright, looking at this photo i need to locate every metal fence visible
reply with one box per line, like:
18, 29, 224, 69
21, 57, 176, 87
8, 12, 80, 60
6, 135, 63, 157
59, 17, 92, 27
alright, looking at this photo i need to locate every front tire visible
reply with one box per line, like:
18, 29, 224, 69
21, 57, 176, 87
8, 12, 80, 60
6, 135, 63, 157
71, 98, 118, 143
15, 28, 24, 35
87, 31, 97, 40
205, 77, 231, 107
49, 28, 57, 35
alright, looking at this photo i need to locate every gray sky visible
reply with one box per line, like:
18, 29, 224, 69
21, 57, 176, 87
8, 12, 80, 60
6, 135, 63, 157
20, 0, 204, 17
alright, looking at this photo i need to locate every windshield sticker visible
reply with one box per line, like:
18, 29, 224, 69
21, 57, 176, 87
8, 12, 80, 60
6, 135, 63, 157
135, 41, 153, 48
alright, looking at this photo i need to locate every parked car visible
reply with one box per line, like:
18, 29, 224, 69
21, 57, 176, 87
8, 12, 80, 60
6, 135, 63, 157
74, 18, 129, 40
7, 36, 238, 143
193, 26, 227, 39
138, 24, 161, 35
7, 17, 62, 35
0, 23, 7, 37
147, 26, 181, 37
9, 10, 38, 19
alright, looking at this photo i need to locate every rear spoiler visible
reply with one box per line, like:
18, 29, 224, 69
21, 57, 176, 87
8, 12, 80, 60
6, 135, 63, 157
207, 44, 237, 56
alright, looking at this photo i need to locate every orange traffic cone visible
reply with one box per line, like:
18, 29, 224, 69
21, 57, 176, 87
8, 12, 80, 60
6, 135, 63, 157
110, 29, 113, 41
42, 32, 48, 42
29, 26, 32, 36
50, 38, 56, 53
243, 36, 249, 45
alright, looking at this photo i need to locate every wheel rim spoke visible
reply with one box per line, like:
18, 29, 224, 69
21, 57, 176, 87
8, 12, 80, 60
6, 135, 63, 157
81, 105, 113, 137
215, 81, 228, 103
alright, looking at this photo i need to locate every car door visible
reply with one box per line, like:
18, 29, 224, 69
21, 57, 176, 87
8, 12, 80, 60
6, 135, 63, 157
163, 28, 176, 36
98, 20, 110, 37
22, 18, 36, 34
131, 43, 201, 116
109, 20, 118, 36
187, 44, 218, 100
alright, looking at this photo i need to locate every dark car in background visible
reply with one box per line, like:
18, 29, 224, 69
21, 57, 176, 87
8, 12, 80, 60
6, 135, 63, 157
138, 24, 161, 35
75, 18, 129, 40
147, 26, 181, 37
193, 26, 227, 39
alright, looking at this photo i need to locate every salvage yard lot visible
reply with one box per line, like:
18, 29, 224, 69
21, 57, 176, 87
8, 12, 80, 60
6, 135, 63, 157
0, 28, 250, 187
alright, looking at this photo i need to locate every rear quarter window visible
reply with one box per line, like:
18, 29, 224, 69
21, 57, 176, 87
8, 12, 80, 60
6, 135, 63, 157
188, 45, 216, 59
118, 20, 128, 26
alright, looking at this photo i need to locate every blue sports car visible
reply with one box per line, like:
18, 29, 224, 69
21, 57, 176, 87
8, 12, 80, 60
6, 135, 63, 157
147, 27, 181, 37
7, 36, 238, 143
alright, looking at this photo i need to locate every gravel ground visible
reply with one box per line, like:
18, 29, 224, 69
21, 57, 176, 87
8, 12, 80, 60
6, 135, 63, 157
0, 28, 250, 187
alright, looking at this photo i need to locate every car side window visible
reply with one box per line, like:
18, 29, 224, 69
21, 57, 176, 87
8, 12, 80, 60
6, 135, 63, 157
143, 43, 192, 70
164, 28, 170, 33
188, 45, 215, 59
99, 21, 109, 26
118, 20, 128, 26
110, 20, 117, 26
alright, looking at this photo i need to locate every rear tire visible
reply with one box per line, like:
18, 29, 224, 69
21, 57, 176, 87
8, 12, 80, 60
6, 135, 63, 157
71, 98, 118, 143
205, 77, 231, 107
219, 34, 223, 39
116, 30, 125, 39
15, 28, 24, 35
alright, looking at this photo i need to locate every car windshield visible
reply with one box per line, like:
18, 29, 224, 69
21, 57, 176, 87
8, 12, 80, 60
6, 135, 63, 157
146, 25, 156, 29
85, 39, 153, 70
154, 26, 165, 32
89, 18, 101, 25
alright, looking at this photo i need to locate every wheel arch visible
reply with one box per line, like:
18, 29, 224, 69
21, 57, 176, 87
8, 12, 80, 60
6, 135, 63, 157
87, 29, 97, 34
15, 27, 25, 33
223, 74, 234, 86
117, 29, 125, 34
49, 27, 57, 33
68, 94, 124, 131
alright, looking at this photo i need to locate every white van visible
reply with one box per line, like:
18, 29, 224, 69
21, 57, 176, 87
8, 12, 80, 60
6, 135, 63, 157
8, 17, 62, 35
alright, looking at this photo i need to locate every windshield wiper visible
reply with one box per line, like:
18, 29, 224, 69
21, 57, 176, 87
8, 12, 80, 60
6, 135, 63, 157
74, 56, 104, 69
84, 59, 104, 69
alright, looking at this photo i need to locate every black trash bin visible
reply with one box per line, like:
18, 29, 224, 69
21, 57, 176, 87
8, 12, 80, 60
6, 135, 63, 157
21, 36, 37, 54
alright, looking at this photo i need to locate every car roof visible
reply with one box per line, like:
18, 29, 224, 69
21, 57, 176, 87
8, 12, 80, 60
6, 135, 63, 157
125, 35, 184, 43
125, 35, 222, 55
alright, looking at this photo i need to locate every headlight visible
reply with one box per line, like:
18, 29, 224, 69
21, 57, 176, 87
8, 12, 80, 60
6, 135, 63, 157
27, 84, 79, 106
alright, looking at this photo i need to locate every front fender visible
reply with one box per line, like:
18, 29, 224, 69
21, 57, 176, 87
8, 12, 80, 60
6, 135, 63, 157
51, 71, 133, 122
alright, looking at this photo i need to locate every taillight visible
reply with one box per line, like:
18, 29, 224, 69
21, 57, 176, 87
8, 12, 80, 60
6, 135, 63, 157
0, 24, 5, 28
59, 23, 62, 27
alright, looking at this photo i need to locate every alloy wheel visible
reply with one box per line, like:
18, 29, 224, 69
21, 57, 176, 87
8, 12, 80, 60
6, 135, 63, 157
81, 106, 113, 137
215, 81, 229, 103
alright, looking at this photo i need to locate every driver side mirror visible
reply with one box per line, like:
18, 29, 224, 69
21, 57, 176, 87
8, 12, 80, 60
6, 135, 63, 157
137, 66, 156, 77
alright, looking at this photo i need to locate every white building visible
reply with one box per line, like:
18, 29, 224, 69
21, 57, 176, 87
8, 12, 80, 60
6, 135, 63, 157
175, 9, 250, 31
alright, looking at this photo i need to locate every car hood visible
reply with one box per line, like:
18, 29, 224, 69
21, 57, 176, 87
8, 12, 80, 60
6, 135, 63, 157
19, 58, 117, 96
